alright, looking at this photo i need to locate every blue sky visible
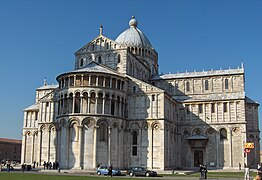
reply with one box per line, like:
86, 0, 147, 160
0, 0, 261, 142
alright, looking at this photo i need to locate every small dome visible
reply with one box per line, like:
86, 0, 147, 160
115, 16, 153, 48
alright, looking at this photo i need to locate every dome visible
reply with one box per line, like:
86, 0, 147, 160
115, 16, 153, 49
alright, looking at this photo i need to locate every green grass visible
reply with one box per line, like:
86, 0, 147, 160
0, 171, 258, 179
0, 173, 135, 180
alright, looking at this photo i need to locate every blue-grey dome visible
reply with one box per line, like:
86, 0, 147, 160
115, 16, 153, 48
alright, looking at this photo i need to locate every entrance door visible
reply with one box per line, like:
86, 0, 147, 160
194, 150, 203, 167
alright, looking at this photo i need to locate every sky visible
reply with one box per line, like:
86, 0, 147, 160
0, 0, 262, 143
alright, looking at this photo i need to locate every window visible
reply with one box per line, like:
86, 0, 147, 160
220, 128, 227, 140
211, 103, 215, 113
225, 78, 229, 89
118, 54, 121, 63
204, 80, 209, 90
132, 131, 138, 156
132, 147, 137, 156
152, 95, 155, 101
80, 58, 84, 67
133, 86, 136, 93
223, 102, 228, 112
98, 56, 102, 63
46, 102, 49, 107
198, 104, 203, 114
186, 81, 190, 92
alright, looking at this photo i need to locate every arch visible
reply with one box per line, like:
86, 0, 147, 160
82, 117, 96, 128
68, 117, 80, 127
219, 128, 227, 140
192, 128, 203, 135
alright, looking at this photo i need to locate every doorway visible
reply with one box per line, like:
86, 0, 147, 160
194, 150, 203, 167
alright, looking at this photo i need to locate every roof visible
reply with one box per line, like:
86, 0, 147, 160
57, 61, 121, 78
115, 16, 153, 49
152, 68, 244, 80
37, 84, 58, 90
24, 104, 39, 111
246, 96, 259, 105
0, 138, 22, 144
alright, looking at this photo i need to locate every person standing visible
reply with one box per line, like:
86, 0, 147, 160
199, 164, 204, 179
108, 165, 113, 177
203, 165, 208, 179
244, 165, 250, 180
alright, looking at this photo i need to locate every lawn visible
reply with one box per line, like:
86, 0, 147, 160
0, 173, 134, 180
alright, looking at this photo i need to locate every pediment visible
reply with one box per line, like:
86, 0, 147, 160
75, 35, 121, 55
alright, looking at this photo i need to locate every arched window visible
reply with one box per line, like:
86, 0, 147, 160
220, 128, 227, 140
132, 131, 138, 156
118, 54, 121, 63
98, 56, 102, 63
186, 81, 190, 92
204, 80, 209, 90
225, 78, 229, 89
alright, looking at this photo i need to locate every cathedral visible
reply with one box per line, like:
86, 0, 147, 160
21, 16, 260, 170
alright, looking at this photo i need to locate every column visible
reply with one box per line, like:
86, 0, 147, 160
47, 130, 51, 162
96, 76, 99, 86
93, 126, 97, 168
24, 112, 27, 127
108, 127, 111, 166
38, 130, 42, 165
229, 129, 233, 167
66, 125, 70, 168
216, 132, 219, 168
87, 96, 90, 113
216, 103, 218, 122
31, 134, 35, 163
21, 133, 26, 163
95, 95, 98, 114
72, 95, 75, 113
110, 78, 112, 88
80, 95, 83, 113
73, 75, 76, 86
102, 96, 105, 114
81, 75, 84, 86
78, 126, 83, 169
56, 128, 60, 163
88, 75, 91, 86
235, 102, 237, 121
103, 77, 106, 87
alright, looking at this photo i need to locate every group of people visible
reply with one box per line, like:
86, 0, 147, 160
43, 161, 59, 170
199, 164, 208, 179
